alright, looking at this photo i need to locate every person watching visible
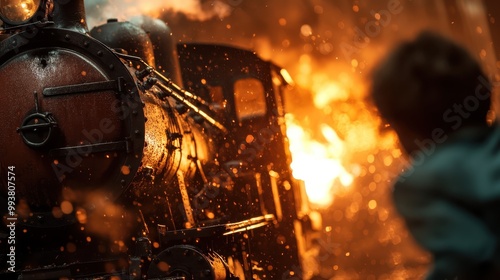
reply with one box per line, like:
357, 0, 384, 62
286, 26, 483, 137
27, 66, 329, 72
370, 31, 499, 279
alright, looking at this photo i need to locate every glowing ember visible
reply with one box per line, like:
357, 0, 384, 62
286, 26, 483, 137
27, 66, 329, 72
286, 115, 353, 207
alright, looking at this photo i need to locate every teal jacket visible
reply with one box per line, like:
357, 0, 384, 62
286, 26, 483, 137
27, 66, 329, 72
394, 125, 500, 279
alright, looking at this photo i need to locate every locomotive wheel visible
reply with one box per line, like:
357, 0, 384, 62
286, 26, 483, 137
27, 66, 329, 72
148, 245, 227, 280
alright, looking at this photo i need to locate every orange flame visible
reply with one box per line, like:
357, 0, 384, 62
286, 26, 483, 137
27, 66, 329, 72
286, 115, 353, 207
284, 53, 400, 208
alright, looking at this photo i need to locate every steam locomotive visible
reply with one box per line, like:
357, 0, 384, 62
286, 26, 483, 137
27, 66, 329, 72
0, 0, 321, 279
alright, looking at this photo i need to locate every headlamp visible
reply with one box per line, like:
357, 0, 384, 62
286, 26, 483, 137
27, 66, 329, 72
0, 0, 41, 25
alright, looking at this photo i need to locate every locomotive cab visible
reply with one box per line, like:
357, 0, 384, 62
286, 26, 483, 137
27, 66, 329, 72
177, 43, 320, 279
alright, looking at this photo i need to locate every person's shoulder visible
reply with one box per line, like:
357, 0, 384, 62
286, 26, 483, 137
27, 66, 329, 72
396, 124, 500, 195
395, 143, 465, 189
449, 124, 500, 170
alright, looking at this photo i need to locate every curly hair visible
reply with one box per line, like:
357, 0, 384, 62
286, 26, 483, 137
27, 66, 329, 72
371, 31, 491, 138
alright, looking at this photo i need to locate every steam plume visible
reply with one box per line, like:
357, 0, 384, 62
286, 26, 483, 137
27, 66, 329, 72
85, 0, 233, 28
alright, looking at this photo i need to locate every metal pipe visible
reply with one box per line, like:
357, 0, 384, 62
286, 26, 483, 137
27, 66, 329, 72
51, 0, 88, 33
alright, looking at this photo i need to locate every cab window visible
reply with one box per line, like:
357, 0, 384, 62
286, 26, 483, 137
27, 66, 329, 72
234, 77, 266, 121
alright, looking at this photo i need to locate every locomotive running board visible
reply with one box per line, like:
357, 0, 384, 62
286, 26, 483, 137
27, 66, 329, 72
3, 259, 127, 280
157, 214, 275, 242
42, 78, 126, 97
49, 140, 130, 157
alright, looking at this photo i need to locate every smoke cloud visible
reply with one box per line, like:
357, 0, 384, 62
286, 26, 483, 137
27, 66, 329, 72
84, 0, 234, 28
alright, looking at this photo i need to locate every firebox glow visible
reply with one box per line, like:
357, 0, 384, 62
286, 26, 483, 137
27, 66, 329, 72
286, 115, 353, 207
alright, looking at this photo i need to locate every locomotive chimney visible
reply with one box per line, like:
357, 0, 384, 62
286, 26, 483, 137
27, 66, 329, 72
130, 15, 184, 86
51, 0, 89, 33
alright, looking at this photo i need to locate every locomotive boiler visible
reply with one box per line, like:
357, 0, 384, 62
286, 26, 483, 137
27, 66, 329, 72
0, 0, 321, 279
